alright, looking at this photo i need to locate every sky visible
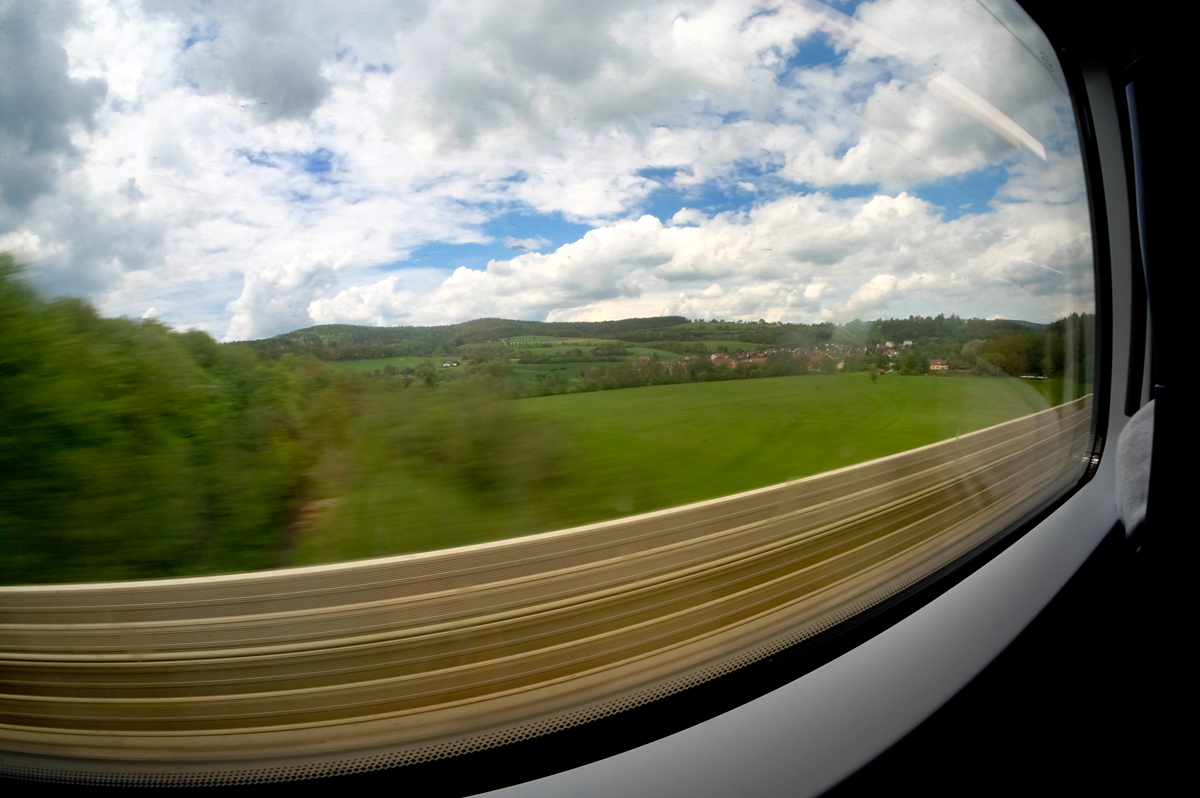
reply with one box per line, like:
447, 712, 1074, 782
0, 0, 1093, 341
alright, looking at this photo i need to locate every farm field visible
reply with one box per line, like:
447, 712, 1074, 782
295, 373, 1059, 565
328, 346, 684, 382
510, 347, 682, 385
327, 356, 440, 373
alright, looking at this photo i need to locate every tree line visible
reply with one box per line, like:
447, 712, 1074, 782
867, 313, 1094, 380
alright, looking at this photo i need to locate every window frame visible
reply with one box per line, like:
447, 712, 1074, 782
0, 2, 1137, 792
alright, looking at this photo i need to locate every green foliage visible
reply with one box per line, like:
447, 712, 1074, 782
867, 314, 1043, 346
590, 342, 629, 357
296, 379, 572, 559
841, 355, 872, 373
517, 347, 623, 364
765, 352, 808, 377
0, 258, 351, 583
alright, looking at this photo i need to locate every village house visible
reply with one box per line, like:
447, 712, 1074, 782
929, 359, 948, 371
442, 359, 460, 367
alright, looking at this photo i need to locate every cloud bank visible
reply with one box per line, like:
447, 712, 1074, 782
0, 0, 1092, 339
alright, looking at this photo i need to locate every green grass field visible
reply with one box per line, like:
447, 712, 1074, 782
295, 373, 1058, 565
324, 348, 686, 384
509, 347, 681, 384
327, 356, 440, 373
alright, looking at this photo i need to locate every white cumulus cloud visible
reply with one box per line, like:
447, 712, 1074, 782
225, 252, 342, 340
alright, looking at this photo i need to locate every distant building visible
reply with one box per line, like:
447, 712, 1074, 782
637, 355, 651, 363
442, 359, 460, 367
885, 340, 895, 348
903, 339, 913, 347
929, 359, 948, 371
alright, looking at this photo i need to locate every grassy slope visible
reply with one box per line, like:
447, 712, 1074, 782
511, 372, 1051, 507
295, 374, 1053, 565
328, 348, 684, 383
327, 356, 440, 372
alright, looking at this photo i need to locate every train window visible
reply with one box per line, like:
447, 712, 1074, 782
0, 0, 1098, 788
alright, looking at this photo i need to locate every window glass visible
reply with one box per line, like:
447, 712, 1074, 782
1, 0, 1092, 583
0, 0, 1095, 784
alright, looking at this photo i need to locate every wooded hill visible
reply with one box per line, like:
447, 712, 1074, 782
237, 316, 689, 360
233, 313, 1061, 364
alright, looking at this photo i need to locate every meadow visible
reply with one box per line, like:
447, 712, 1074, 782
325, 347, 684, 385
294, 373, 1057, 565
327, 356, 440, 373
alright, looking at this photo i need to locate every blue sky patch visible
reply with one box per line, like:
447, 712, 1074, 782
387, 241, 515, 273
909, 164, 1009, 220
298, 149, 335, 174
826, 183, 880, 200
638, 179, 757, 223
830, 0, 872, 16
786, 31, 842, 72
482, 211, 592, 251
380, 210, 594, 273
634, 159, 822, 222
637, 166, 681, 183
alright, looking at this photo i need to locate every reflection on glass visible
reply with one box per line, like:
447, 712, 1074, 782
2, 0, 1092, 583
